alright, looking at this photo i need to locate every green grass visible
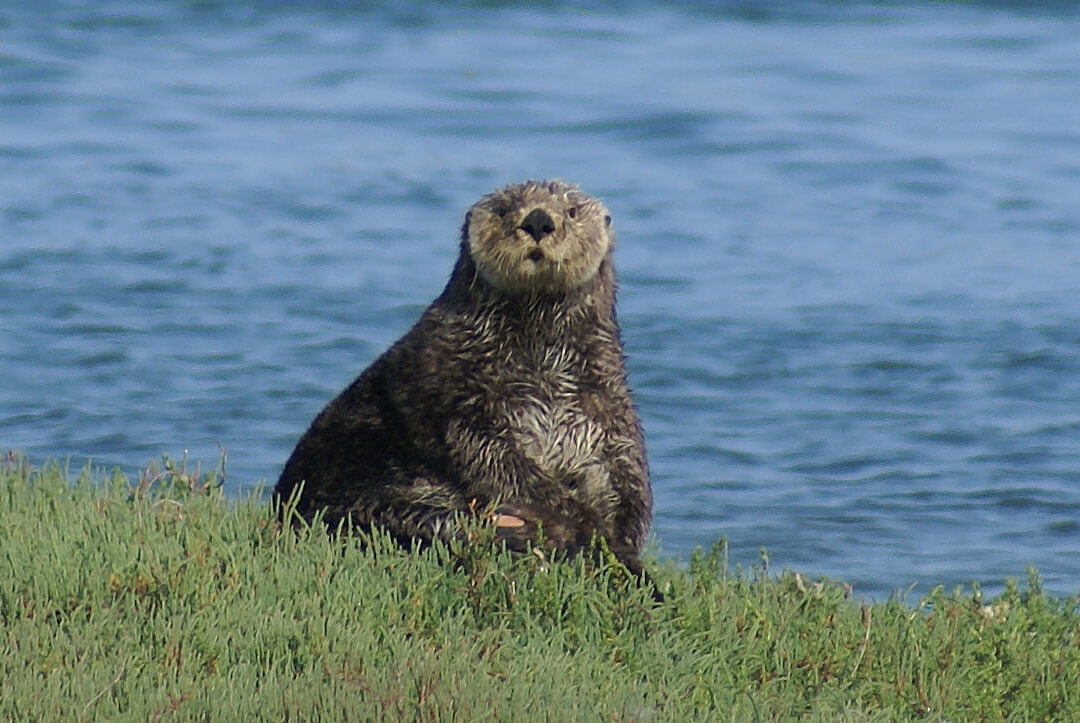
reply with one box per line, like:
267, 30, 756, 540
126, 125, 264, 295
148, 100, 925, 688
2, 455, 1078, 721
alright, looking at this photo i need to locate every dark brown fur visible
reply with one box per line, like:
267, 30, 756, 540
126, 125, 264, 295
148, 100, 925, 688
275, 180, 651, 574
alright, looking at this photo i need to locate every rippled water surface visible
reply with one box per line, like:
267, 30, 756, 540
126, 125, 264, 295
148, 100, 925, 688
3, 1, 1079, 599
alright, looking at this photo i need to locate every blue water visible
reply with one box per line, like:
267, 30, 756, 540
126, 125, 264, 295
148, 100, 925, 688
3, 1, 1079, 601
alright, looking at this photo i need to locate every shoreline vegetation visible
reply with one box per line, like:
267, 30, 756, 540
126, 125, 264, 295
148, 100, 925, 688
3, 455, 1078, 721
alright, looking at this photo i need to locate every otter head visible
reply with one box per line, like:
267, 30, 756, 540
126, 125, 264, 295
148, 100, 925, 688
463, 179, 614, 296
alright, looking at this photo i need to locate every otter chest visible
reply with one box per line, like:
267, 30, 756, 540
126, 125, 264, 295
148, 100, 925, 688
465, 310, 620, 506
502, 341, 604, 475
509, 399, 602, 472
504, 389, 617, 512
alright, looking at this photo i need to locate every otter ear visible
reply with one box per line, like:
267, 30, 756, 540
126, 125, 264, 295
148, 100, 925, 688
465, 210, 473, 225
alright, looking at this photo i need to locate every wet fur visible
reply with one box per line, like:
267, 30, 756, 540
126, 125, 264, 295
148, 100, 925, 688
275, 180, 651, 574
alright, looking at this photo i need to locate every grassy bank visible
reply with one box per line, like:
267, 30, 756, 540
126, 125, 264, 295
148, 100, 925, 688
2, 456, 1078, 721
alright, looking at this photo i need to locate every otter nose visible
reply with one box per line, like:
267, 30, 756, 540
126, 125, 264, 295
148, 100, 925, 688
519, 208, 555, 242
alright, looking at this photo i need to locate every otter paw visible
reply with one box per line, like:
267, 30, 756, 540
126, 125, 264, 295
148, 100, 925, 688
491, 512, 527, 529
490, 505, 538, 553
490, 502, 591, 555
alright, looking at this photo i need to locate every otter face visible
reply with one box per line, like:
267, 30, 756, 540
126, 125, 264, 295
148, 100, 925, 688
465, 179, 614, 295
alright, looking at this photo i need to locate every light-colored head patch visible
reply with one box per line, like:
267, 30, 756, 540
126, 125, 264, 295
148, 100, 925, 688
465, 179, 614, 295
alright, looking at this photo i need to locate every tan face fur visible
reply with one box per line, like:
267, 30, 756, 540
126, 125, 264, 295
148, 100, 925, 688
465, 180, 614, 295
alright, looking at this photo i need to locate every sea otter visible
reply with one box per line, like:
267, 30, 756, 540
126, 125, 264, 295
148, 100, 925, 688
275, 180, 651, 575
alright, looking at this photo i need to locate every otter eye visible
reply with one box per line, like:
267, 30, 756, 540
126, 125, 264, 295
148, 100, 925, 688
567, 207, 577, 219
604, 214, 612, 227
495, 205, 509, 218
